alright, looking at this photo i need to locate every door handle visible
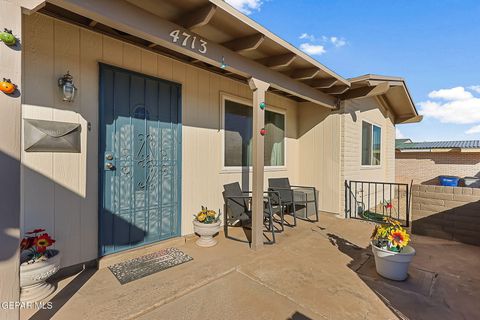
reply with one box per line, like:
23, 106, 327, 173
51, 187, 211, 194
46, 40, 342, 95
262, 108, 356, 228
105, 162, 115, 170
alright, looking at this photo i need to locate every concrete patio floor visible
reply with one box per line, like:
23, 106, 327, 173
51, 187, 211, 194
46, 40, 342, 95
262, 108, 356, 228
22, 213, 480, 320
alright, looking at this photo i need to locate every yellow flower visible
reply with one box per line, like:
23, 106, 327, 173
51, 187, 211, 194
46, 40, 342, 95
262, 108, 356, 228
384, 217, 401, 226
207, 210, 216, 217
197, 213, 207, 222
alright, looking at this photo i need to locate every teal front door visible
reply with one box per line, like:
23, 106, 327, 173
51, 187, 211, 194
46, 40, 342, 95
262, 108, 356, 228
99, 64, 182, 256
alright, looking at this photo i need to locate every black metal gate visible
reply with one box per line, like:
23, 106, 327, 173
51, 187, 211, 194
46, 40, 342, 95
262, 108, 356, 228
345, 180, 410, 227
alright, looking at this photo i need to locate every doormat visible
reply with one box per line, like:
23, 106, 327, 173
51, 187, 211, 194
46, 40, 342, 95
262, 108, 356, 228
108, 247, 193, 285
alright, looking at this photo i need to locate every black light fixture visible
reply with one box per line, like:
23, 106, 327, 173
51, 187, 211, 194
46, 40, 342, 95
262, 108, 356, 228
58, 71, 76, 102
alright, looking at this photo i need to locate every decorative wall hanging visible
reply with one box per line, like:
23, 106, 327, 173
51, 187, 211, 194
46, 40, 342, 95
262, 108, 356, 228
58, 71, 76, 102
24, 119, 81, 153
0, 28, 17, 46
0, 78, 16, 94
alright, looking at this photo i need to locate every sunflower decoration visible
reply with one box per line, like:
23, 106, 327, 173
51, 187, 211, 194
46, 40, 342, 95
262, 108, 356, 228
371, 218, 411, 252
20, 228, 56, 263
388, 229, 410, 250
194, 206, 220, 224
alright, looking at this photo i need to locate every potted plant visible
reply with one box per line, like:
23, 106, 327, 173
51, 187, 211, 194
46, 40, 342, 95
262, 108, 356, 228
193, 207, 221, 247
370, 218, 415, 281
20, 229, 61, 302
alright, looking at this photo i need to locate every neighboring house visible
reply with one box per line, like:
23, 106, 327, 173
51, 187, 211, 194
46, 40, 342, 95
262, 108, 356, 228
0, 1, 420, 312
396, 139, 480, 184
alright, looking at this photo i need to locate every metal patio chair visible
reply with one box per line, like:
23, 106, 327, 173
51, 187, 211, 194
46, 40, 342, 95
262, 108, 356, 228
268, 178, 319, 227
222, 182, 282, 244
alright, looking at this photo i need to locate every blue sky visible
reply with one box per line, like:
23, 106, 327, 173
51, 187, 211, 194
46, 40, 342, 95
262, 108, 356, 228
225, 0, 480, 142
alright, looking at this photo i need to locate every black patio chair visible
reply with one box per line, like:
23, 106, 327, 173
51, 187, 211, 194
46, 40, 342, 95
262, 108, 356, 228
222, 182, 282, 244
268, 178, 319, 226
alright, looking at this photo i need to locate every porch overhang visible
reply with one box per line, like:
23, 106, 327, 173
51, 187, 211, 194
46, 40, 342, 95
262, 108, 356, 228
342, 74, 422, 124
42, 0, 351, 109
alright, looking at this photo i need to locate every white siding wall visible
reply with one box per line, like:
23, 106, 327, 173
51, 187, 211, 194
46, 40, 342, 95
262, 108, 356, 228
297, 103, 342, 214
21, 14, 300, 267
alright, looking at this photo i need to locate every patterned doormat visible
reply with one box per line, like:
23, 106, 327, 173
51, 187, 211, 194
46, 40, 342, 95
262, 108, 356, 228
108, 247, 193, 284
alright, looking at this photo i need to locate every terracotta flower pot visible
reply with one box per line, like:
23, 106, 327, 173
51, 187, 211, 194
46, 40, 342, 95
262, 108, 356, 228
193, 220, 221, 247
20, 250, 61, 302
371, 242, 415, 281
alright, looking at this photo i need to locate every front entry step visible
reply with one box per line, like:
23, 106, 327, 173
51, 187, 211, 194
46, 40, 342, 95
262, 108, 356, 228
98, 237, 186, 269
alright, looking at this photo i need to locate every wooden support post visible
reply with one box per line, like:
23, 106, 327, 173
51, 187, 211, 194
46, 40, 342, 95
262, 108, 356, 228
248, 77, 270, 251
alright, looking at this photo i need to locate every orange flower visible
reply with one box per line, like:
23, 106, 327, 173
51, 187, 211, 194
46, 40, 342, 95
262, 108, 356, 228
388, 229, 410, 248
34, 233, 55, 253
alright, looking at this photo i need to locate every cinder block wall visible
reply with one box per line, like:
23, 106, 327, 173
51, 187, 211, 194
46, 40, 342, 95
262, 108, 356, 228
396, 152, 480, 185
411, 184, 480, 246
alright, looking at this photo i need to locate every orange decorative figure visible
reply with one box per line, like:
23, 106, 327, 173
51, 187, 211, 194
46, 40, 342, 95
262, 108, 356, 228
0, 78, 16, 94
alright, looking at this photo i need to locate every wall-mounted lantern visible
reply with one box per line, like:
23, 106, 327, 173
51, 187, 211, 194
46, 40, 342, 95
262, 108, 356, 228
0, 78, 16, 94
58, 71, 76, 102
0, 29, 17, 46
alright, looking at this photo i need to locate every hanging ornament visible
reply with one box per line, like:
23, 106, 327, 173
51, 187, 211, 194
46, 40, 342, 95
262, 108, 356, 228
259, 102, 266, 110
0, 78, 16, 94
260, 128, 267, 136
0, 29, 17, 46
220, 56, 227, 69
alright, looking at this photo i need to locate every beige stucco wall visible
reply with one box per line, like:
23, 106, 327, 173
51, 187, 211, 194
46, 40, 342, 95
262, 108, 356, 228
21, 14, 303, 268
340, 97, 396, 213
396, 151, 480, 185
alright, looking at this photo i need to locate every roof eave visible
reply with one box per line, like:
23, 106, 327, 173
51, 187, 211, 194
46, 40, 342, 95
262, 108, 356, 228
210, 0, 350, 87
346, 74, 421, 124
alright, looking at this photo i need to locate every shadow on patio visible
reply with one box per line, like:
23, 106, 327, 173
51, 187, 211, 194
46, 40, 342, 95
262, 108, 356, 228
22, 213, 480, 320
322, 222, 480, 320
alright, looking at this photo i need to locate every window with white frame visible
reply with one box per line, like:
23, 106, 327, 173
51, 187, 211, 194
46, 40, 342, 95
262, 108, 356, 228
224, 98, 285, 167
361, 121, 381, 166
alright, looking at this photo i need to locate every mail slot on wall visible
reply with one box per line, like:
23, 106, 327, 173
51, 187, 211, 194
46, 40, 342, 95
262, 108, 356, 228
24, 119, 81, 153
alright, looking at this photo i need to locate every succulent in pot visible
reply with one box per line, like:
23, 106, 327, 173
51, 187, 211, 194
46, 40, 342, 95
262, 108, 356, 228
192, 206, 221, 247
20, 229, 61, 302
370, 218, 415, 281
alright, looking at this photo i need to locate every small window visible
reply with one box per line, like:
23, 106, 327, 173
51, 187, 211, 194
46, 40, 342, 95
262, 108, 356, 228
224, 99, 285, 167
361, 121, 381, 166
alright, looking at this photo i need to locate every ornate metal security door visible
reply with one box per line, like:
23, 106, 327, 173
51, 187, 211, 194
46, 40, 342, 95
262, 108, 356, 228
99, 64, 181, 255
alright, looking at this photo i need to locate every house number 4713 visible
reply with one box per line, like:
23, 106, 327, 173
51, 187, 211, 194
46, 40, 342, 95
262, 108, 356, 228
169, 30, 207, 54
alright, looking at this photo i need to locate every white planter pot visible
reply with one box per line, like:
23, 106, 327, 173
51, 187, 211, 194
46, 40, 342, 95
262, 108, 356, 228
371, 242, 415, 281
193, 220, 221, 247
20, 250, 61, 302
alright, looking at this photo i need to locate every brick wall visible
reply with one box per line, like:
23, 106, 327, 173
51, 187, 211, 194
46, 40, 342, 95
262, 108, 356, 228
396, 151, 480, 185
411, 184, 480, 246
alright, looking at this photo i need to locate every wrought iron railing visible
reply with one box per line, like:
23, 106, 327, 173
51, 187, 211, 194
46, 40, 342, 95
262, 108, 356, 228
345, 180, 410, 227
